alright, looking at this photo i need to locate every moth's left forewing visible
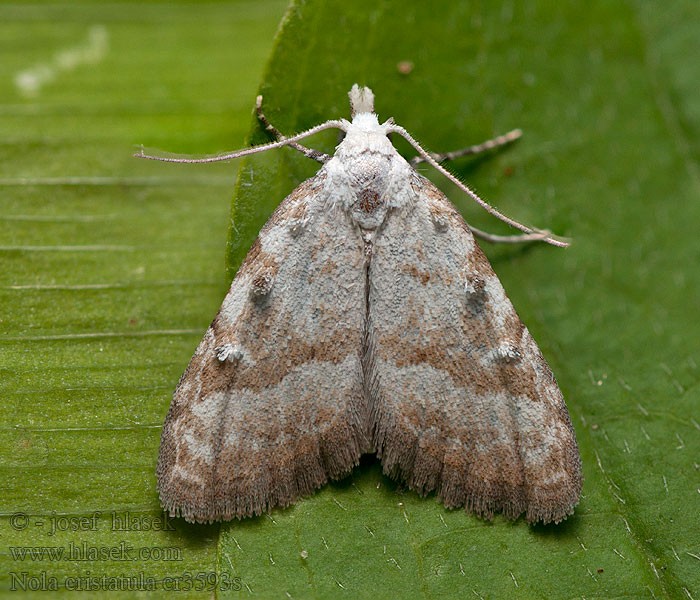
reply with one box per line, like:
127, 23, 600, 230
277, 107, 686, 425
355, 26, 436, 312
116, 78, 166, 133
157, 172, 371, 523
368, 172, 582, 524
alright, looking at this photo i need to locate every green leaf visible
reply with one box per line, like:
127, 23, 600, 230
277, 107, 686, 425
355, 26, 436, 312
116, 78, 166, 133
2, 1, 699, 599
224, 1, 700, 599
0, 1, 286, 598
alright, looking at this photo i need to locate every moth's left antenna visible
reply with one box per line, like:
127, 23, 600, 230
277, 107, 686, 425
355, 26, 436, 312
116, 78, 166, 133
134, 120, 347, 164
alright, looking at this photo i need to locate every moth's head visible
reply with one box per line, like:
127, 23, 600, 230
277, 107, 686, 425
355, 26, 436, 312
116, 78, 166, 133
348, 84, 375, 118
346, 84, 394, 136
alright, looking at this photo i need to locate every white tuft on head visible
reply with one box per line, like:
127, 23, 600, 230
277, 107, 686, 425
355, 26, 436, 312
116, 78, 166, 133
348, 84, 375, 117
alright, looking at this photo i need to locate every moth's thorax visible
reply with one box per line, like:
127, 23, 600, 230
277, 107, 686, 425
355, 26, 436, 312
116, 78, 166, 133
326, 112, 409, 230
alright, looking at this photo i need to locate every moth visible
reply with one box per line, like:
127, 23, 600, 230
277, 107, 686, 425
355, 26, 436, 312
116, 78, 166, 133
138, 85, 582, 524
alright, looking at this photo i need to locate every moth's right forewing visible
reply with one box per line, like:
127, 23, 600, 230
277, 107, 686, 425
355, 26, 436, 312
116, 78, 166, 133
157, 172, 370, 523
367, 173, 582, 524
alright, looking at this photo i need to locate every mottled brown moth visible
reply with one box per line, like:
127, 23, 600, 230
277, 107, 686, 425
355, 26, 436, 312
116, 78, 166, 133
138, 85, 582, 524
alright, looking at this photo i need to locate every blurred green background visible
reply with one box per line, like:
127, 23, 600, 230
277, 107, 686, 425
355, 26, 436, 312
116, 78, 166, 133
1, 1, 698, 599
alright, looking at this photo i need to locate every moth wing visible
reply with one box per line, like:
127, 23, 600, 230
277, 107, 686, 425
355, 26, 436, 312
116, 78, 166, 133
368, 175, 582, 523
157, 173, 370, 522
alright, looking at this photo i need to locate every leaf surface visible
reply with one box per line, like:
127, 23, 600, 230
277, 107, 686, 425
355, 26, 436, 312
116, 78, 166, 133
2, 1, 699, 599
0, 2, 286, 597
223, 2, 700, 599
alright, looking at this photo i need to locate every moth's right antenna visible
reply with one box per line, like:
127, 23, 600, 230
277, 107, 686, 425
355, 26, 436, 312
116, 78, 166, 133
387, 123, 569, 248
